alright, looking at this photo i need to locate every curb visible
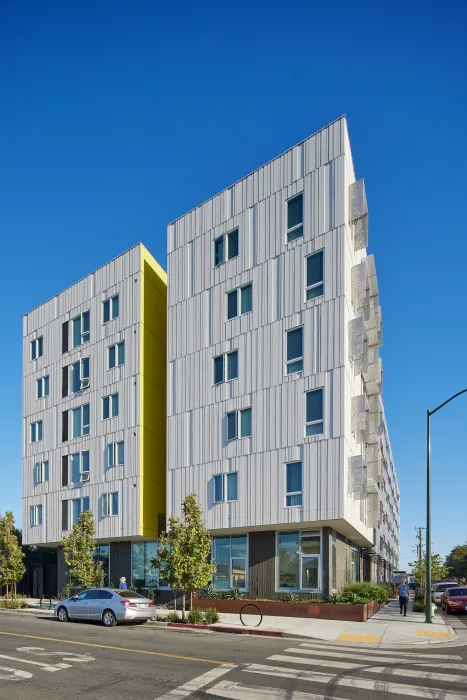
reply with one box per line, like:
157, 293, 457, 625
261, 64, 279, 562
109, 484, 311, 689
167, 622, 284, 637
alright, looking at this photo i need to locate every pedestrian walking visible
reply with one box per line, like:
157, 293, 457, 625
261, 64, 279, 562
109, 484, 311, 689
398, 577, 410, 616
118, 576, 128, 590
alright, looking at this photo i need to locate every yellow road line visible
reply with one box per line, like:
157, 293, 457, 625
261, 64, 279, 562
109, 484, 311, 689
0, 631, 231, 665
416, 630, 451, 639
336, 633, 382, 644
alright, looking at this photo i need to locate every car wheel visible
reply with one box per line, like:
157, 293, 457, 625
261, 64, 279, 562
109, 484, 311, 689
57, 606, 69, 622
102, 609, 117, 627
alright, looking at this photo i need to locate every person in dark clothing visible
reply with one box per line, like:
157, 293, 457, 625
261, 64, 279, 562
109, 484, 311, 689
397, 578, 410, 616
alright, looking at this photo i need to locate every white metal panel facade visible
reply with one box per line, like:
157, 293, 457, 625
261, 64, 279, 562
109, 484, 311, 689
167, 117, 399, 563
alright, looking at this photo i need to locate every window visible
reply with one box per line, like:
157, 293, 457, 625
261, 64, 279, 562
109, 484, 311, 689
132, 542, 168, 588
212, 535, 247, 590
30, 420, 43, 443
287, 193, 303, 242
92, 545, 110, 587
33, 461, 49, 485
332, 534, 337, 590
69, 451, 90, 484
285, 461, 302, 506
102, 492, 119, 517
213, 472, 238, 503
62, 499, 69, 530
277, 530, 321, 590
214, 229, 239, 267
29, 504, 43, 527
352, 545, 360, 582
226, 408, 251, 441
108, 341, 125, 369
30, 337, 43, 361
72, 311, 90, 348
305, 389, 324, 436
227, 284, 252, 320
71, 357, 90, 393
213, 351, 238, 384
103, 393, 119, 420
306, 250, 324, 300
62, 321, 69, 353
72, 404, 90, 438
36, 376, 49, 399
72, 497, 90, 525
103, 295, 119, 323
106, 441, 124, 467
286, 327, 303, 374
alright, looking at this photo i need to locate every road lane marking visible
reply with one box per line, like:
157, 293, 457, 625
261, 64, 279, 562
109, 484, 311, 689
0, 652, 61, 672
153, 664, 236, 700
283, 646, 467, 668
16, 646, 95, 663
244, 664, 467, 700
267, 654, 467, 684
298, 642, 462, 660
0, 631, 230, 665
0, 665, 33, 681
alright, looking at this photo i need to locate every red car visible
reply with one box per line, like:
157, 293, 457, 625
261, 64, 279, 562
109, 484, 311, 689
442, 587, 467, 614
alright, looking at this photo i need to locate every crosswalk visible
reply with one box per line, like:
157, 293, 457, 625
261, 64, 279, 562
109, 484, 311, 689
202, 641, 467, 700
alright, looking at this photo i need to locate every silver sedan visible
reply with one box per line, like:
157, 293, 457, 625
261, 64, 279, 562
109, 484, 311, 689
55, 588, 155, 627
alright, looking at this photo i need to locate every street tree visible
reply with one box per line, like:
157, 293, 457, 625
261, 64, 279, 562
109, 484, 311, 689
0, 512, 26, 598
61, 510, 103, 592
152, 493, 214, 619
409, 553, 451, 595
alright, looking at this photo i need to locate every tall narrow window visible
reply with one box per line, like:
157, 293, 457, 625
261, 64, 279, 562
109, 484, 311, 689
213, 355, 224, 385
62, 500, 69, 530
287, 193, 303, 242
239, 408, 252, 438
31, 337, 43, 361
306, 388, 324, 436
306, 250, 324, 300
227, 229, 239, 259
103, 295, 119, 323
240, 284, 252, 314
103, 393, 119, 419
332, 535, 337, 590
106, 441, 124, 467
213, 474, 223, 502
62, 410, 69, 441
226, 472, 238, 501
72, 312, 90, 348
29, 504, 43, 527
70, 452, 90, 484
214, 236, 224, 266
62, 321, 69, 353
72, 404, 90, 438
72, 497, 89, 525
102, 492, 118, 516
226, 411, 237, 441
62, 455, 69, 486
37, 376, 49, 399
227, 290, 238, 320
286, 327, 303, 374
30, 420, 43, 443
226, 351, 238, 380
109, 341, 125, 369
286, 461, 303, 506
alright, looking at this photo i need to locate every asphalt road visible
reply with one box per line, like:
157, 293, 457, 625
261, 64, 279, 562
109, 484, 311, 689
0, 612, 467, 700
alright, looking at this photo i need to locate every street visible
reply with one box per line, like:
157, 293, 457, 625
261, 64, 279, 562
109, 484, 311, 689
1, 613, 467, 700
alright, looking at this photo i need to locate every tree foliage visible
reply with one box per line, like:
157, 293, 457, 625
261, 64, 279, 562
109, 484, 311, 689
61, 510, 103, 590
152, 493, 215, 619
445, 544, 467, 581
0, 512, 26, 597
409, 552, 451, 594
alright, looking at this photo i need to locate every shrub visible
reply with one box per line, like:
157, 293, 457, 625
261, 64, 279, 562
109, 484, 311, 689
166, 611, 182, 623
0, 598, 27, 609
378, 582, 397, 598
342, 592, 365, 605
147, 588, 156, 601
187, 608, 205, 624
282, 593, 299, 602
59, 584, 71, 600
197, 585, 219, 599
128, 585, 137, 592
225, 587, 244, 600
343, 583, 388, 603
412, 598, 425, 612
155, 615, 166, 622
203, 608, 220, 624
327, 593, 348, 604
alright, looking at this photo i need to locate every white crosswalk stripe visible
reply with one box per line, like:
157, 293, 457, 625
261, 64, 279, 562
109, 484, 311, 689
202, 641, 467, 700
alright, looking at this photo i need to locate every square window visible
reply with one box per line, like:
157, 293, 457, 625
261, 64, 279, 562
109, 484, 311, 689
226, 472, 238, 501
240, 284, 252, 314
227, 290, 238, 320
287, 193, 303, 242
214, 236, 224, 266
227, 351, 238, 380
226, 411, 237, 441
214, 474, 223, 502
286, 327, 303, 374
306, 389, 324, 436
109, 341, 125, 369
240, 408, 252, 438
213, 355, 224, 385
306, 250, 324, 300
227, 229, 239, 260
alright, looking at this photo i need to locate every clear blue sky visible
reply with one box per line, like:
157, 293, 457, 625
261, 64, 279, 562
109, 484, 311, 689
1, 1, 466, 569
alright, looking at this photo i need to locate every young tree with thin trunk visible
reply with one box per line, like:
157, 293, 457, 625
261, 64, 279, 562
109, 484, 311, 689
61, 510, 103, 591
152, 494, 215, 620
409, 553, 451, 595
0, 512, 26, 598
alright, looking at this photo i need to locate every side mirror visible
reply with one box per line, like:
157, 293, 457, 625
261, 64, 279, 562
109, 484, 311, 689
72, 595, 79, 601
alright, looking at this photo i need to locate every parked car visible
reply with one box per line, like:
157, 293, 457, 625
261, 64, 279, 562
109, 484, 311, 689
441, 587, 467, 614
432, 582, 460, 606
55, 588, 155, 627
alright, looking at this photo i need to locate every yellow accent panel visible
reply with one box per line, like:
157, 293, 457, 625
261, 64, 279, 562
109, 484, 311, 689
336, 634, 382, 644
139, 245, 167, 538
416, 630, 451, 639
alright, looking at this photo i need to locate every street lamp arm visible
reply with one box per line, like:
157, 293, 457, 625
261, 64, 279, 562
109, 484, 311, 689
430, 389, 467, 416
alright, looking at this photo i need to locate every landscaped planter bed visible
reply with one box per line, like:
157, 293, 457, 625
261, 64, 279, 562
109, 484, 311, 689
193, 597, 385, 622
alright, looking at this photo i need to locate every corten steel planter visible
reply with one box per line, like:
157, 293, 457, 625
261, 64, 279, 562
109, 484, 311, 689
193, 597, 386, 622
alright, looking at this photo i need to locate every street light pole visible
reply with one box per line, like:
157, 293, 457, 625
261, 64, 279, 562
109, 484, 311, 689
425, 389, 467, 623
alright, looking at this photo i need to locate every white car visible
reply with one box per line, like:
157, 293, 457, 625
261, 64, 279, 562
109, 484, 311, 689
432, 582, 460, 606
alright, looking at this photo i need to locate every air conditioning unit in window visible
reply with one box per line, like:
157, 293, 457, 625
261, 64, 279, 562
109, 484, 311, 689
81, 378, 90, 389
81, 472, 90, 482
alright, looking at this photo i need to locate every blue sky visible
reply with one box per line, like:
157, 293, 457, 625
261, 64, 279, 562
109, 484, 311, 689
1, 0, 466, 569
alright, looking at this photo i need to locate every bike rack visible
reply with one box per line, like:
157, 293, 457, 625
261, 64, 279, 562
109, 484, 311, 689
40, 596, 53, 610
239, 603, 262, 627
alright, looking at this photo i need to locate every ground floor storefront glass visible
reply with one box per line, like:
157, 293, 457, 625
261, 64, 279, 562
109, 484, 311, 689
92, 545, 110, 586
277, 530, 321, 591
131, 541, 169, 588
212, 535, 248, 590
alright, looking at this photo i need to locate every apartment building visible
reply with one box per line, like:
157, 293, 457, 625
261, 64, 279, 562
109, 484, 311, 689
22, 244, 166, 592
167, 116, 400, 597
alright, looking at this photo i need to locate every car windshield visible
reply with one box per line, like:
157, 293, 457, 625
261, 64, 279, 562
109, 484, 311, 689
448, 588, 467, 597
437, 583, 459, 591
115, 590, 145, 599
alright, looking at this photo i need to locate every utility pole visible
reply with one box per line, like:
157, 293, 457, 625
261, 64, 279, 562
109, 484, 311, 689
415, 526, 425, 593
